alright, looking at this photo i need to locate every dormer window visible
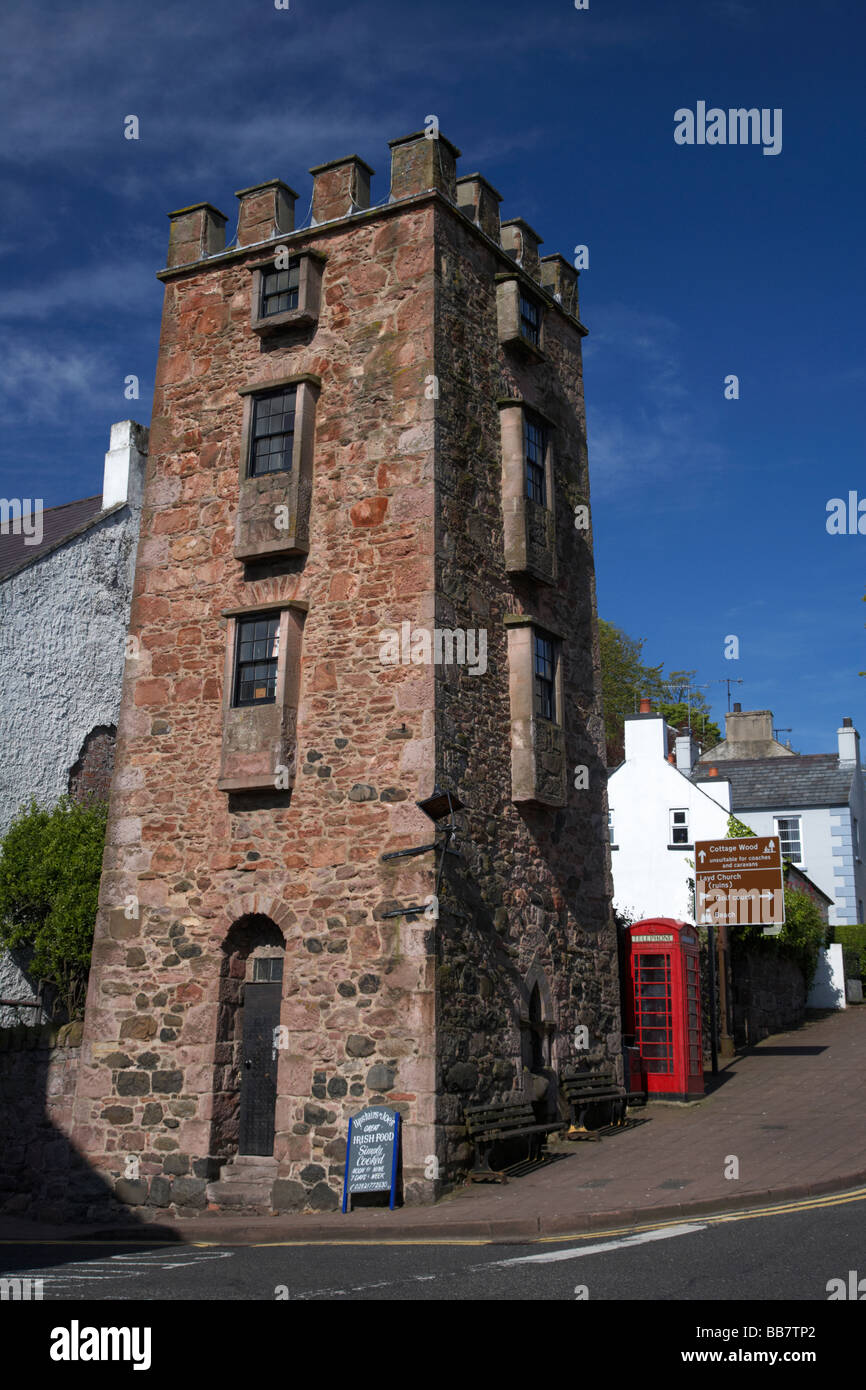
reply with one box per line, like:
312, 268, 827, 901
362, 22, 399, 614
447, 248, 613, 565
260, 259, 300, 318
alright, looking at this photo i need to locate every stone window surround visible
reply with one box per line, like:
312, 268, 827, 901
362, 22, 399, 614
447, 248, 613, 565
234, 374, 321, 561
247, 248, 326, 336
498, 398, 557, 585
216, 599, 308, 793
504, 614, 568, 807
495, 273, 546, 359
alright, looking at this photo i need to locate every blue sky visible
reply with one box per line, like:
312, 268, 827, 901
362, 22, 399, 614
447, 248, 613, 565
1, 0, 863, 752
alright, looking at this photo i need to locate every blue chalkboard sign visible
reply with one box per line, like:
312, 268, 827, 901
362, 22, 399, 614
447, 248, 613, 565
342, 1106, 400, 1213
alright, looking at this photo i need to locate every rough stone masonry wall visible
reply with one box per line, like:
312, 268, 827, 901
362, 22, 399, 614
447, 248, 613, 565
732, 948, 806, 1045
0, 1025, 87, 1221
72, 201, 443, 1216
432, 206, 619, 1177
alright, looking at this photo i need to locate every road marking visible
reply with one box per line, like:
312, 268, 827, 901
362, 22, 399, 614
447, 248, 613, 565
489, 1223, 706, 1266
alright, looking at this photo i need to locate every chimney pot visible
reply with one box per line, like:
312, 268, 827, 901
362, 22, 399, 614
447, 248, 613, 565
639, 697, 652, 715
709, 766, 718, 777
309, 155, 374, 224
843, 717, 853, 727
733, 702, 742, 713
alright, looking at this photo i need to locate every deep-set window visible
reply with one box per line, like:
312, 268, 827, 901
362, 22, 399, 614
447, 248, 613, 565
261, 259, 300, 318
233, 613, 280, 706
775, 816, 803, 863
608, 809, 616, 845
519, 291, 541, 346
253, 956, 284, 982
533, 631, 557, 722
670, 808, 690, 845
524, 414, 546, 506
250, 388, 296, 477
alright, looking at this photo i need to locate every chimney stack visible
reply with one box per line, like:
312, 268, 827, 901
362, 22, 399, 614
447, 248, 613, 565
102, 420, 148, 512
675, 733, 698, 773
310, 155, 374, 224
166, 202, 227, 268
235, 179, 297, 246
540, 254, 579, 316
838, 717, 860, 766
456, 173, 502, 240
388, 130, 460, 203
500, 217, 542, 280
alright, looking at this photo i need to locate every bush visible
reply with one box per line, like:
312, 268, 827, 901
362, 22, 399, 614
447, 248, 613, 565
0, 796, 108, 1020
835, 925, 866, 981
731, 887, 829, 986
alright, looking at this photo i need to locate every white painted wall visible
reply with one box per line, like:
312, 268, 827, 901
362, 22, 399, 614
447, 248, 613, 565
807, 944, 846, 1009
608, 715, 732, 923
0, 422, 146, 1024
732, 804, 859, 926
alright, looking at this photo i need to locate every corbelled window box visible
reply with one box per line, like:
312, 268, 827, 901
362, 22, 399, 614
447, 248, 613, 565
217, 601, 307, 792
505, 616, 567, 807
248, 248, 325, 336
495, 273, 546, 359
498, 398, 556, 585
234, 373, 321, 562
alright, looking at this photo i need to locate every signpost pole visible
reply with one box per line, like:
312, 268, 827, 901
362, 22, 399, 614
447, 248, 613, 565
389, 1113, 400, 1211
342, 1116, 354, 1214
717, 923, 735, 1058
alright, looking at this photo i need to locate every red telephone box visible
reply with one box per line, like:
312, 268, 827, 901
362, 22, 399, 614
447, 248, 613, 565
624, 918, 704, 1100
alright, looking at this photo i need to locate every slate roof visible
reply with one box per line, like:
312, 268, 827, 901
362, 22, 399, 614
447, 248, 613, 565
690, 754, 860, 810
0, 495, 106, 581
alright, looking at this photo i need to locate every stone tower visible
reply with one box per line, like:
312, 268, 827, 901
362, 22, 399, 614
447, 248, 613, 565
71, 130, 621, 1217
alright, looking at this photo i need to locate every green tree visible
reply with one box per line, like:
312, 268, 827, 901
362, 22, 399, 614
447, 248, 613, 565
0, 796, 107, 1020
598, 620, 665, 764
598, 629, 721, 764
727, 813, 756, 837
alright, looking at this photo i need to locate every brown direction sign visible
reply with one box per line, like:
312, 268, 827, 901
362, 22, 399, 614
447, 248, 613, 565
694, 836, 785, 929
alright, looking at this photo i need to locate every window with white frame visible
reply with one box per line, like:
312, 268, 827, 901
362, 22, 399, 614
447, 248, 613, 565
775, 816, 803, 864
670, 808, 690, 845
853, 817, 860, 859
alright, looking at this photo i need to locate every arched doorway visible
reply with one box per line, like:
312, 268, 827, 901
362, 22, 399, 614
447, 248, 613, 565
214, 915, 285, 1159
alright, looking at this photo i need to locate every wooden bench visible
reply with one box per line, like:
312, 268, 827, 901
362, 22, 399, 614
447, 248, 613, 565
464, 1100, 565, 1182
560, 1069, 628, 1141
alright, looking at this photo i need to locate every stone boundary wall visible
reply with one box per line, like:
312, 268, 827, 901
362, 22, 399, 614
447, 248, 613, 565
0, 1023, 86, 1221
731, 948, 806, 1045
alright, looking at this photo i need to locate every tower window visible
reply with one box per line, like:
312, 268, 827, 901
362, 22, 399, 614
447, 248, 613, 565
533, 631, 557, 722
260, 259, 300, 318
234, 613, 280, 706
519, 291, 541, 345
524, 413, 547, 506
250, 387, 296, 477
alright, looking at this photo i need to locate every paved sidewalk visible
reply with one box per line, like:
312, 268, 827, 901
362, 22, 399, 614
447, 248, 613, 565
2, 1007, 864, 1245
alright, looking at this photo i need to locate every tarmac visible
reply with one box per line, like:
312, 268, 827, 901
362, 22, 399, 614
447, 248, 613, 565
1, 1006, 864, 1246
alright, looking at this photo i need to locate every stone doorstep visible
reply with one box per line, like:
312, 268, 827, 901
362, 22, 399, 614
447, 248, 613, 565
205, 1156, 278, 1205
